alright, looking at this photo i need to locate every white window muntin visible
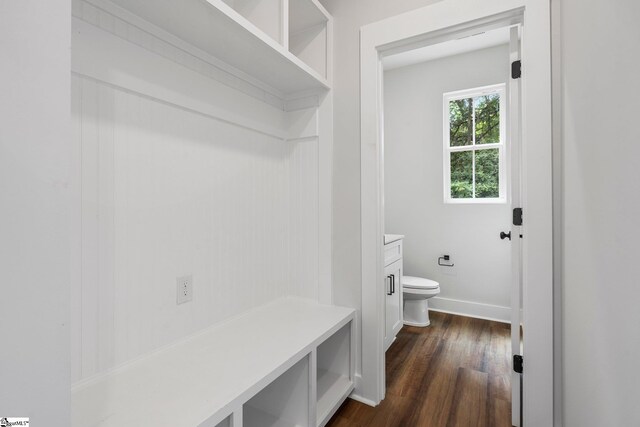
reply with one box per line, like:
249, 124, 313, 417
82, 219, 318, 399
443, 83, 507, 204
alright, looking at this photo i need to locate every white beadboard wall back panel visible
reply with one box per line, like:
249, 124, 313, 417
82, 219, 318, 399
289, 140, 320, 299
71, 0, 328, 383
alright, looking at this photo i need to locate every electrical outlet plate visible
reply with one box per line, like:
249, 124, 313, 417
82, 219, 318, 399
176, 275, 193, 305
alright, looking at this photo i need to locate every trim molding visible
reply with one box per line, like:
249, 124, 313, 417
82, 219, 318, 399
428, 296, 511, 323
348, 393, 377, 407
71, 18, 288, 141
360, 3, 554, 421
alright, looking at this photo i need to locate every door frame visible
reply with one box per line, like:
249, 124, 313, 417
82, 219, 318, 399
359, 1, 554, 425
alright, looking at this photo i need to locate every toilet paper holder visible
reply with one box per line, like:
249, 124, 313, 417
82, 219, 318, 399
438, 255, 454, 267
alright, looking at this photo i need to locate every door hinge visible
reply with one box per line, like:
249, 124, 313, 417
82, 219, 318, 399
513, 354, 523, 374
511, 60, 522, 79
513, 208, 523, 226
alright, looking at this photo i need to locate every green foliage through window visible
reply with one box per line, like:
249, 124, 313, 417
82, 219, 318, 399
447, 89, 502, 200
449, 98, 473, 146
450, 151, 473, 198
474, 95, 500, 144
475, 149, 500, 198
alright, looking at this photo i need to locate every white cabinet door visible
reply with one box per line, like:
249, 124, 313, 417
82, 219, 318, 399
384, 259, 403, 350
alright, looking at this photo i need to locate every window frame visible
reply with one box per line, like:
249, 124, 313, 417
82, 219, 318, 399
443, 83, 507, 204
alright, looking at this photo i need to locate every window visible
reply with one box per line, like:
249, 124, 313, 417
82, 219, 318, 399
443, 84, 506, 203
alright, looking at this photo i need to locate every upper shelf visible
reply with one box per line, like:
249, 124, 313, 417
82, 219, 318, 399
108, 0, 331, 96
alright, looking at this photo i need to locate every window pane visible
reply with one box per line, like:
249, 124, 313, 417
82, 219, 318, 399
475, 149, 500, 198
449, 98, 473, 146
474, 94, 500, 144
450, 151, 473, 198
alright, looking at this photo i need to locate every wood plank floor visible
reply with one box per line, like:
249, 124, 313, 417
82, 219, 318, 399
326, 312, 512, 427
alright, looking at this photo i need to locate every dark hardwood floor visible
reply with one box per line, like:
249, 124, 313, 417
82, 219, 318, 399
326, 312, 512, 427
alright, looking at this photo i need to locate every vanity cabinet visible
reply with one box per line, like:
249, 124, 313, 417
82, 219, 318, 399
384, 236, 404, 350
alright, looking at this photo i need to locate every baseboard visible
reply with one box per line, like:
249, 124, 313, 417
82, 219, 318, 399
348, 374, 378, 407
348, 392, 377, 407
428, 296, 511, 323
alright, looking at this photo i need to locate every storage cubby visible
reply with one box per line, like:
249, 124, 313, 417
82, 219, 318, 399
104, 0, 330, 93
215, 416, 232, 427
71, 299, 353, 427
316, 323, 353, 426
289, 0, 329, 79
222, 0, 284, 44
244, 355, 311, 427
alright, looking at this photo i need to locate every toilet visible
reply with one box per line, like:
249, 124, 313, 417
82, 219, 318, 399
402, 276, 440, 327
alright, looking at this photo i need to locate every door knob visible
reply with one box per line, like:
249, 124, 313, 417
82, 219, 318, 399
500, 231, 512, 240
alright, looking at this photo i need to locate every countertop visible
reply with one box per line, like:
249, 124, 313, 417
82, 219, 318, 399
384, 234, 405, 244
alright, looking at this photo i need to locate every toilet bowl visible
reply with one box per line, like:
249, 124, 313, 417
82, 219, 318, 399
402, 275, 440, 327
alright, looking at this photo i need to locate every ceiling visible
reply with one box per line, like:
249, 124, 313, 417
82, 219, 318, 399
382, 26, 511, 71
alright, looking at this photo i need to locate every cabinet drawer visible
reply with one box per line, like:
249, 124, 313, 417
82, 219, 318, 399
384, 240, 402, 266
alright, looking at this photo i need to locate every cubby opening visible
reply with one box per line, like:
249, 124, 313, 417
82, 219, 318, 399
243, 355, 311, 427
316, 323, 352, 425
222, 0, 284, 44
215, 416, 232, 427
289, 0, 328, 78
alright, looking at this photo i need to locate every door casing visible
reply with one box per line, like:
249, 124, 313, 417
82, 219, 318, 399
357, 1, 554, 426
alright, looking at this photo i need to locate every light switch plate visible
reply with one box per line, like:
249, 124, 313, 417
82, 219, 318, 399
176, 275, 193, 304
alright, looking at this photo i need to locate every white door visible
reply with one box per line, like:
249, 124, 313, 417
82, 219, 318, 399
508, 25, 524, 427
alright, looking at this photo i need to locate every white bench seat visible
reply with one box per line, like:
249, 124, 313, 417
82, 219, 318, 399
72, 297, 355, 427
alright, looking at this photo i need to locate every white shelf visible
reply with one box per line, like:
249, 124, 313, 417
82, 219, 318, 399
105, 0, 330, 95
215, 416, 232, 427
316, 370, 354, 426
244, 354, 310, 427
222, 0, 283, 44
244, 406, 299, 427
289, 0, 330, 35
315, 321, 353, 427
289, 0, 331, 79
72, 298, 354, 427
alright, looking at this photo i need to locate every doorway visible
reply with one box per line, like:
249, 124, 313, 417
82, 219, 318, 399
358, 2, 553, 426
382, 25, 521, 425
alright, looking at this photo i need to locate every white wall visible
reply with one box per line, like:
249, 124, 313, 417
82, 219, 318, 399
557, 0, 640, 425
319, 0, 444, 389
0, 1, 71, 424
71, 4, 321, 383
384, 45, 512, 322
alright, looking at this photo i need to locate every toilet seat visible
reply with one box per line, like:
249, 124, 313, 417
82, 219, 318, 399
403, 275, 439, 290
